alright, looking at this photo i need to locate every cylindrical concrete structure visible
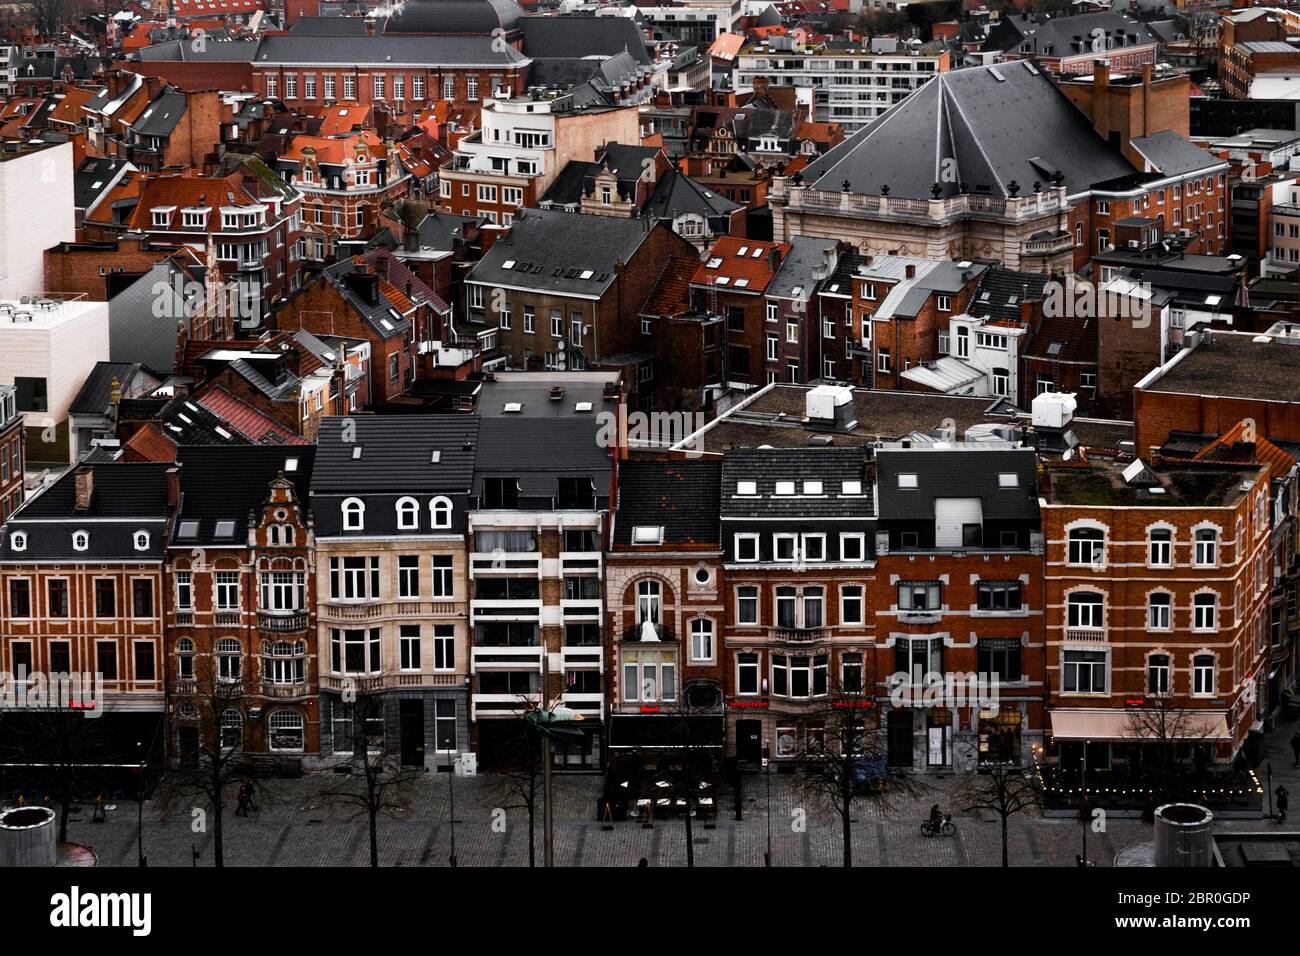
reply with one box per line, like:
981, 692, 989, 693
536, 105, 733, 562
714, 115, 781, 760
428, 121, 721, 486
1153, 803, 1214, 868
0, 806, 57, 867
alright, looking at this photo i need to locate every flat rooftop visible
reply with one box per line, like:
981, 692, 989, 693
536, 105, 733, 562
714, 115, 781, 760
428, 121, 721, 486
0, 296, 101, 330
1141, 332, 1300, 403
1044, 458, 1265, 507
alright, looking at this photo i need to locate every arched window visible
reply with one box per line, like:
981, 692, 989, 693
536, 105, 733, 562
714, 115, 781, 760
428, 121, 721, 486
282, 525, 295, 545
268, 525, 280, 546
268, 710, 305, 752
430, 496, 453, 529
72, 530, 89, 552
1194, 528, 1218, 566
1193, 593, 1217, 630
1067, 527, 1104, 565
1066, 591, 1104, 630
216, 638, 242, 682
689, 618, 715, 662
220, 709, 243, 750
342, 497, 365, 531
264, 640, 305, 684
177, 637, 195, 680
1148, 592, 1172, 630
1147, 527, 1172, 566
396, 496, 419, 530
636, 579, 661, 625
1147, 653, 1170, 695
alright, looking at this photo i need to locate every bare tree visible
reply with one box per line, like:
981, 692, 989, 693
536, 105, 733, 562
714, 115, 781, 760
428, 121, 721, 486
957, 759, 1044, 867
17, 0, 70, 35
1124, 691, 1213, 805
158, 646, 259, 868
316, 693, 420, 867
0, 702, 108, 842
794, 681, 921, 867
494, 717, 543, 867
659, 688, 722, 868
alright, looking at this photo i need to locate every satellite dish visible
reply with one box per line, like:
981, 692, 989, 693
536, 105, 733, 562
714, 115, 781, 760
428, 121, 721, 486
1063, 448, 1074, 461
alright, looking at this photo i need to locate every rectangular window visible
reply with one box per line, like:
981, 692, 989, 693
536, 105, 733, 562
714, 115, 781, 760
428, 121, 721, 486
737, 652, 760, 695
214, 571, 240, 610
96, 642, 118, 681
977, 639, 1021, 682
898, 580, 941, 611
132, 579, 154, 618
95, 578, 116, 618
840, 585, 863, 625
1062, 649, 1107, 694
976, 580, 1022, 611
433, 624, 455, 671
398, 555, 421, 599
8, 579, 30, 618
134, 642, 156, 681
175, 571, 193, 610
736, 586, 759, 625
400, 624, 421, 671
343, 75, 356, 99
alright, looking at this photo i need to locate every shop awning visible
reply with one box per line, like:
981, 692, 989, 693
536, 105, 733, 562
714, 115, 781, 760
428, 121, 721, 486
1048, 709, 1231, 742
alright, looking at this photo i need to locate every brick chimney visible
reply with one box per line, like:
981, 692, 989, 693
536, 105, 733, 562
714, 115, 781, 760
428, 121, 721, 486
165, 465, 180, 509
73, 465, 94, 511
905, 263, 916, 279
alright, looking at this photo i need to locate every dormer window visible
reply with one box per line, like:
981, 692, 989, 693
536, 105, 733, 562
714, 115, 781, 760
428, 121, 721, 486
396, 496, 419, 530
803, 481, 823, 495
774, 481, 796, 496
342, 497, 365, 531
72, 530, 89, 552
182, 208, 208, 229
897, 474, 918, 489
997, 473, 1018, 488
151, 207, 174, 228
841, 480, 862, 495
736, 481, 757, 496
632, 526, 663, 545
9, 531, 26, 552
430, 496, 453, 529
133, 531, 150, 551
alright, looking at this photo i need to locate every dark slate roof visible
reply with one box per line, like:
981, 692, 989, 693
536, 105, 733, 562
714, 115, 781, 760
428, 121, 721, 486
311, 415, 481, 494
1131, 130, 1223, 177
473, 416, 610, 501
253, 33, 527, 65
522, 14, 653, 66
645, 169, 741, 223
288, 15, 368, 35
317, 258, 414, 339
134, 37, 260, 61
382, 0, 524, 35
0, 463, 171, 561
74, 156, 129, 211
172, 445, 315, 545
414, 210, 483, 252
799, 60, 1136, 200
769, 235, 839, 299
468, 207, 659, 298
985, 12, 1160, 56
719, 447, 871, 518
539, 144, 659, 207
817, 250, 866, 298
128, 89, 187, 137
155, 395, 256, 447
970, 267, 1050, 323
875, 448, 1039, 521
70, 361, 142, 416
613, 460, 721, 548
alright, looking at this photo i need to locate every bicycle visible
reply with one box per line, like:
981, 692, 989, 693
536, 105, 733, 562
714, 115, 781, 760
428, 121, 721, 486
921, 814, 956, 837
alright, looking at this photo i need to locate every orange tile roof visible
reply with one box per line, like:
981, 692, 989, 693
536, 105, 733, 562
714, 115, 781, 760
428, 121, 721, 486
125, 171, 263, 232
282, 130, 383, 165
196, 386, 309, 445
316, 102, 372, 136
1194, 420, 1296, 483
642, 256, 700, 316
85, 170, 143, 227
122, 423, 179, 463
48, 87, 94, 124
708, 32, 745, 60
692, 236, 790, 293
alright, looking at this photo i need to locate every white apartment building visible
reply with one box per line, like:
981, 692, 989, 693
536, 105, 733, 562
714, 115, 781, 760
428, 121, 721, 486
0, 295, 110, 464
0, 141, 75, 301
629, 0, 743, 44
734, 37, 948, 135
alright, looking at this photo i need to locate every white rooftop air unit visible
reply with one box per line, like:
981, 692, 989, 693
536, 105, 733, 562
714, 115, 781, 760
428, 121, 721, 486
1031, 391, 1076, 429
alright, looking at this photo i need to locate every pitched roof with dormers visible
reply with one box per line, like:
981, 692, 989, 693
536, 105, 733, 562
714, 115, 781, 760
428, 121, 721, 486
692, 236, 791, 294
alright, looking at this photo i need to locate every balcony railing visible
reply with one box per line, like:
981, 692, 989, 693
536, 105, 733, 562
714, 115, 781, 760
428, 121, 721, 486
562, 692, 604, 721
320, 673, 461, 692
769, 626, 827, 643
322, 602, 384, 621
1064, 627, 1107, 643
472, 692, 542, 720
258, 610, 309, 633
561, 646, 603, 670
213, 611, 242, 626
471, 645, 544, 672
622, 622, 677, 643
260, 681, 312, 699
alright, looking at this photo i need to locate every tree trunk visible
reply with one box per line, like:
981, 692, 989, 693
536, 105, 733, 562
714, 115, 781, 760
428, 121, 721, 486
1001, 814, 1009, 867
527, 801, 536, 868
58, 782, 71, 842
212, 769, 224, 868
368, 807, 379, 867
842, 801, 853, 868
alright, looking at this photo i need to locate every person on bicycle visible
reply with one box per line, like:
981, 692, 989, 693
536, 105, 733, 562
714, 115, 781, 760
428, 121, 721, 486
929, 804, 943, 830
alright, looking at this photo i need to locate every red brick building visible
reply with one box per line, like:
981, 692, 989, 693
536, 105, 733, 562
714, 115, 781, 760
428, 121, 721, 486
0, 386, 25, 521
167, 446, 319, 765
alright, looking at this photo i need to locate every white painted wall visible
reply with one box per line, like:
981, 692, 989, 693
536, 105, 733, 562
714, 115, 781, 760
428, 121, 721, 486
0, 142, 76, 300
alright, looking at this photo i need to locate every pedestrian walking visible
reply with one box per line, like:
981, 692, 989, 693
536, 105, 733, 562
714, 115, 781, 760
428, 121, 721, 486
234, 783, 249, 817
244, 779, 258, 813
92, 793, 106, 823
1291, 731, 1300, 768
1277, 785, 1289, 823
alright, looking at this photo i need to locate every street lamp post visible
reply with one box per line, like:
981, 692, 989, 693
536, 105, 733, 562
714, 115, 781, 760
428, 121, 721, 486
763, 739, 771, 868
1080, 741, 1089, 867
526, 653, 585, 868
136, 740, 146, 868
447, 749, 458, 867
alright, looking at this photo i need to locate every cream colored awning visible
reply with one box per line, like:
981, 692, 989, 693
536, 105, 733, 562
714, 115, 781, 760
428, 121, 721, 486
1048, 709, 1231, 742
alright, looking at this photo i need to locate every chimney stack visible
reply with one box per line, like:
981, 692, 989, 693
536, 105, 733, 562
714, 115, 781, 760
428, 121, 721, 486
74, 466, 94, 511
905, 263, 916, 279
166, 465, 181, 510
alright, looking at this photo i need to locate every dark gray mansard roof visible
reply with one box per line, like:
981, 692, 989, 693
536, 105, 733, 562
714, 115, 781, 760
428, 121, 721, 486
874, 448, 1040, 522
719, 447, 872, 519
799, 61, 1137, 200
172, 445, 316, 546
613, 460, 722, 548
472, 417, 611, 503
311, 415, 481, 495
522, 14, 654, 66
0, 463, 171, 562
382, 0, 525, 35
